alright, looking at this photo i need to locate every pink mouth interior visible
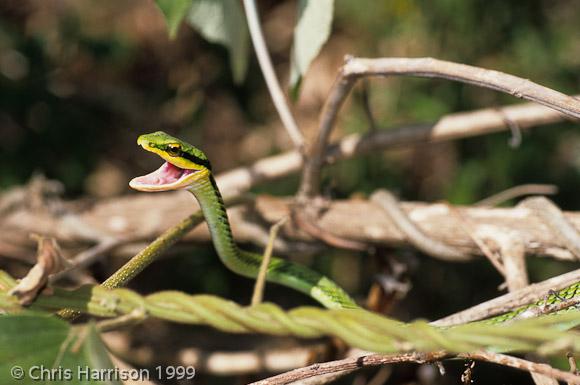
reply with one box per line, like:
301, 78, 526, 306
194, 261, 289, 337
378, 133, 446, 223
131, 161, 195, 187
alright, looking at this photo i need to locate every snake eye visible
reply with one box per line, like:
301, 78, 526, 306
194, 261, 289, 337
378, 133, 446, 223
166, 144, 182, 157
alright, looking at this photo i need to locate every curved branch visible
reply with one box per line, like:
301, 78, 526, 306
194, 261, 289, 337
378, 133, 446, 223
299, 57, 580, 198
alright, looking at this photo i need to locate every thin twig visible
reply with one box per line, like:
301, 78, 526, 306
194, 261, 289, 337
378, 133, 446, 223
242, 0, 303, 149
250, 350, 580, 385
298, 64, 356, 198
50, 237, 125, 282
370, 190, 469, 261
299, 57, 580, 198
252, 217, 288, 306
475, 184, 558, 207
248, 351, 449, 385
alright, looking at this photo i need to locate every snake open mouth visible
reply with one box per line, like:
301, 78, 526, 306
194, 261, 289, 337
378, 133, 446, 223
129, 161, 197, 191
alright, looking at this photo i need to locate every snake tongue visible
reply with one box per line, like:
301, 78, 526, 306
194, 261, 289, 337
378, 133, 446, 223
129, 161, 195, 191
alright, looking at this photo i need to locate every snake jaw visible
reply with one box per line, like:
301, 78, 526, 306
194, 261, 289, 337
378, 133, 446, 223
129, 161, 197, 191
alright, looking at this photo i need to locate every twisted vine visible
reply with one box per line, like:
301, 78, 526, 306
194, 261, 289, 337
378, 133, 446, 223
0, 270, 578, 355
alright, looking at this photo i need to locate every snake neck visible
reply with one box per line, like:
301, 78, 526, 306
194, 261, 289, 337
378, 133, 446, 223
188, 175, 241, 266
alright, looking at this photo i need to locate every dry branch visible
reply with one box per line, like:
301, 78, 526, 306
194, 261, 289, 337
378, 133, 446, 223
249, 350, 580, 385
216, 94, 577, 199
299, 57, 580, 198
4, 194, 580, 263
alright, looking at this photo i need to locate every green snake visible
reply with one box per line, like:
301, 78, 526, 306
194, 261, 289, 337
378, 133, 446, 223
130, 131, 357, 309
129, 131, 580, 321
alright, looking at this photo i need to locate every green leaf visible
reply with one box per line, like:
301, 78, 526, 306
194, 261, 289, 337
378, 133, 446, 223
289, 0, 335, 98
155, 0, 192, 39
186, 0, 250, 83
0, 314, 119, 385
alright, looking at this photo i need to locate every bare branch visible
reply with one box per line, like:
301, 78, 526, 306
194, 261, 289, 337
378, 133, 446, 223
216, 95, 577, 200
8, 194, 580, 263
242, 0, 304, 149
249, 350, 580, 385
248, 351, 449, 385
299, 57, 580, 198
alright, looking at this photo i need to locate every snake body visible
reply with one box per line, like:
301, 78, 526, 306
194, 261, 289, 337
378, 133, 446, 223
130, 131, 579, 319
190, 174, 357, 309
130, 131, 356, 309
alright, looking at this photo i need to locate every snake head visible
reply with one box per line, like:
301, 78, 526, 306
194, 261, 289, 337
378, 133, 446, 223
130, 131, 212, 192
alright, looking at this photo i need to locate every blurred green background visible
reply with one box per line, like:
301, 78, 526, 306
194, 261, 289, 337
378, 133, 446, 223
0, 0, 579, 383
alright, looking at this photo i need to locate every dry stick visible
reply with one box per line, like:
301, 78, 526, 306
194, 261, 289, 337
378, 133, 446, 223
249, 350, 580, 385
23, 194, 580, 263
370, 190, 470, 261
50, 237, 125, 283
251, 217, 288, 306
242, 0, 303, 149
296, 371, 354, 385
475, 184, 558, 207
298, 70, 356, 199
248, 351, 449, 385
521, 197, 580, 259
432, 268, 580, 326
299, 57, 580, 198
216, 96, 577, 199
